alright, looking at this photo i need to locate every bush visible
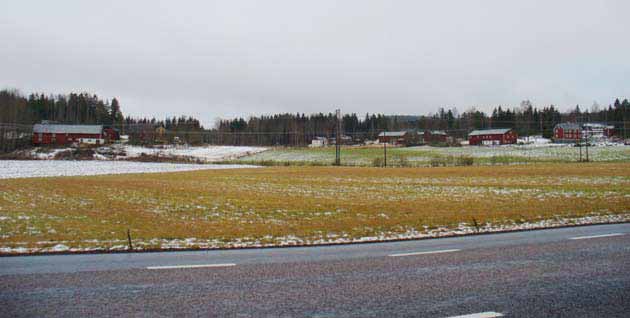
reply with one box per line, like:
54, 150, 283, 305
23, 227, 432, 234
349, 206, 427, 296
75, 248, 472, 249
430, 155, 473, 167
373, 157, 385, 167
430, 157, 445, 167
456, 155, 474, 166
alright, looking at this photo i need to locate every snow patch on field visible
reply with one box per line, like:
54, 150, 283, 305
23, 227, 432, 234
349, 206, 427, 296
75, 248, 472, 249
1, 213, 628, 254
31, 148, 74, 159
0, 160, 258, 179
114, 145, 267, 162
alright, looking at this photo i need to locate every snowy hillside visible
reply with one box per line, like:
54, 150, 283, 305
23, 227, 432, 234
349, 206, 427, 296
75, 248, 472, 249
0, 160, 258, 179
116, 145, 267, 162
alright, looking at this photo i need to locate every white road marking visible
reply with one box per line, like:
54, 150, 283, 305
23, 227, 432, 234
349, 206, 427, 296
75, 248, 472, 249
569, 233, 624, 240
146, 263, 236, 270
388, 249, 461, 257
444, 311, 504, 318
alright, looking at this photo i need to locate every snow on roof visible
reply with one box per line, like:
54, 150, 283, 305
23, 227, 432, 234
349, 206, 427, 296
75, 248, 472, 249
554, 123, 580, 130
468, 128, 512, 136
33, 124, 103, 134
582, 123, 614, 129
378, 131, 409, 137
428, 130, 447, 135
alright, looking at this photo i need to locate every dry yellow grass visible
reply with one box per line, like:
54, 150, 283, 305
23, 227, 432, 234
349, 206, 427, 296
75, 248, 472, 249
1, 162, 629, 252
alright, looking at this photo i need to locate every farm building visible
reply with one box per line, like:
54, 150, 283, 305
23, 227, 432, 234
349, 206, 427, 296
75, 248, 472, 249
552, 123, 582, 143
32, 123, 117, 146
378, 131, 419, 146
582, 123, 615, 139
309, 137, 329, 148
553, 122, 615, 143
328, 135, 353, 145
468, 128, 517, 145
423, 130, 449, 144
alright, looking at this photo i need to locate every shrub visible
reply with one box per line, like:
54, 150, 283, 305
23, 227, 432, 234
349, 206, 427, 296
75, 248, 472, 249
456, 155, 474, 166
430, 157, 444, 167
373, 157, 385, 167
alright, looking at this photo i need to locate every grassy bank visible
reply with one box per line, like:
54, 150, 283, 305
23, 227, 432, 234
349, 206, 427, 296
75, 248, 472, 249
231, 145, 630, 167
1, 163, 630, 253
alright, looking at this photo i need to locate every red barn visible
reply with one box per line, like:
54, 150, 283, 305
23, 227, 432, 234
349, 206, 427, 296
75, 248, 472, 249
468, 128, 517, 145
553, 123, 581, 143
423, 130, 448, 144
33, 124, 105, 146
378, 131, 419, 146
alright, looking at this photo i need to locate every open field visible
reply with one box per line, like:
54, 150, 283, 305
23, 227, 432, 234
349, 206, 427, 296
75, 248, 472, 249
233, 144, 630, 166
0, 160, 256, 179
1, 163, 630, 253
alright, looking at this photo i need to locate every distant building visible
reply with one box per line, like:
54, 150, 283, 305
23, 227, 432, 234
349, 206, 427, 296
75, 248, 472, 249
309, 137, 329, 148
328, 135, 353, 145
582, 123, 615, 139
154, 126, 167, 143
423, 130, 449, 144
468, 128, 517, 145
32, 123, 105, 146
377, 131, 419, 146
552, 123, 582, 143
553, 122, 614, 143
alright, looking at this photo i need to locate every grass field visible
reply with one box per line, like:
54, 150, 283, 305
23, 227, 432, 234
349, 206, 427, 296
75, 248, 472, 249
233, 144, 630, 166
1, 163, 630, 253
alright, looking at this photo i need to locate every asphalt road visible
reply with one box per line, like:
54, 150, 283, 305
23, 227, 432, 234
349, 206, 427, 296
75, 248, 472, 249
1, 223, 629, 317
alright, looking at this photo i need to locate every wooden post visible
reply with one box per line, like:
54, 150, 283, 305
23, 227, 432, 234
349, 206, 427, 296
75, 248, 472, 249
335, 109, 341, 166
127, 229, 133, 251
384, 140, 387, 167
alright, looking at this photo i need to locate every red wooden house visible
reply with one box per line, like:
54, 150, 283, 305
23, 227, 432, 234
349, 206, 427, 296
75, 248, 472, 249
468, 128, 517, 145
423, 130, 448, 144
33, 123, 105, 146
552, 123, 581, 143
378, 131, 419, 146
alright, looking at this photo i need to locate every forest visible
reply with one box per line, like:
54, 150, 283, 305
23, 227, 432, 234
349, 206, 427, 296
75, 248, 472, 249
1, 88, 629, 151
0, 89, 204, 151
214, 100, 629, 146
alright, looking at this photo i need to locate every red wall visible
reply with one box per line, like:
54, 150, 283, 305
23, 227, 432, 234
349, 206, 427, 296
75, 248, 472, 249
553, 127, 581, 140
424, 131, 447, 143
469, 131, 517, 145
33, 133, 103, 145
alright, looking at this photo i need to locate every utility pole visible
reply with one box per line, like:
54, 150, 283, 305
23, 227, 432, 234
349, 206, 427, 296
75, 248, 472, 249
335, 109, 341, 166
383, 136, 387, 167
585, 129, 589, 162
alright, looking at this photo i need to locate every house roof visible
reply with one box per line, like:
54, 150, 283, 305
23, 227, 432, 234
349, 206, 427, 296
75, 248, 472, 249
582, 123, 614, 129
554, 123, 580, 130
378, 131, 409, 137
33, 124, 103, 134
428, 130, 447, 135
468, 128, 512, 136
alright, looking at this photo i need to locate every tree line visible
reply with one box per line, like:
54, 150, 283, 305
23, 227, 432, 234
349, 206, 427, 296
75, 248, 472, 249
0, 89, 205, 151
1, 88, 629, 150
213, 99, 629, 146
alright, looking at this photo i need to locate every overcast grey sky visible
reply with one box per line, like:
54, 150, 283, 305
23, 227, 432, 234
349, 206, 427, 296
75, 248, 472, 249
1, 0, 629, 126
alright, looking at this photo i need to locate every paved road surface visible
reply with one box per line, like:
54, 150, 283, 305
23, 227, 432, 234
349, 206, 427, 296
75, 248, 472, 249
1, 223, 629, 317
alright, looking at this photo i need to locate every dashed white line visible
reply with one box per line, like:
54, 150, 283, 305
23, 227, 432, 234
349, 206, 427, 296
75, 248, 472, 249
444, 311, 504, 318
569, 233, 624, 240
388, 249, 461, 257
146, 263, 236, 270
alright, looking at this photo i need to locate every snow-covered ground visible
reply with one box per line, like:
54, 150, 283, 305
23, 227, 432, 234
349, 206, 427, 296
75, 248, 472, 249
7, 145, 268, 162
30, 148, 74, 159
111, 145, 267, 162
0, 160, 258, 179
238, 142, 630, 165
